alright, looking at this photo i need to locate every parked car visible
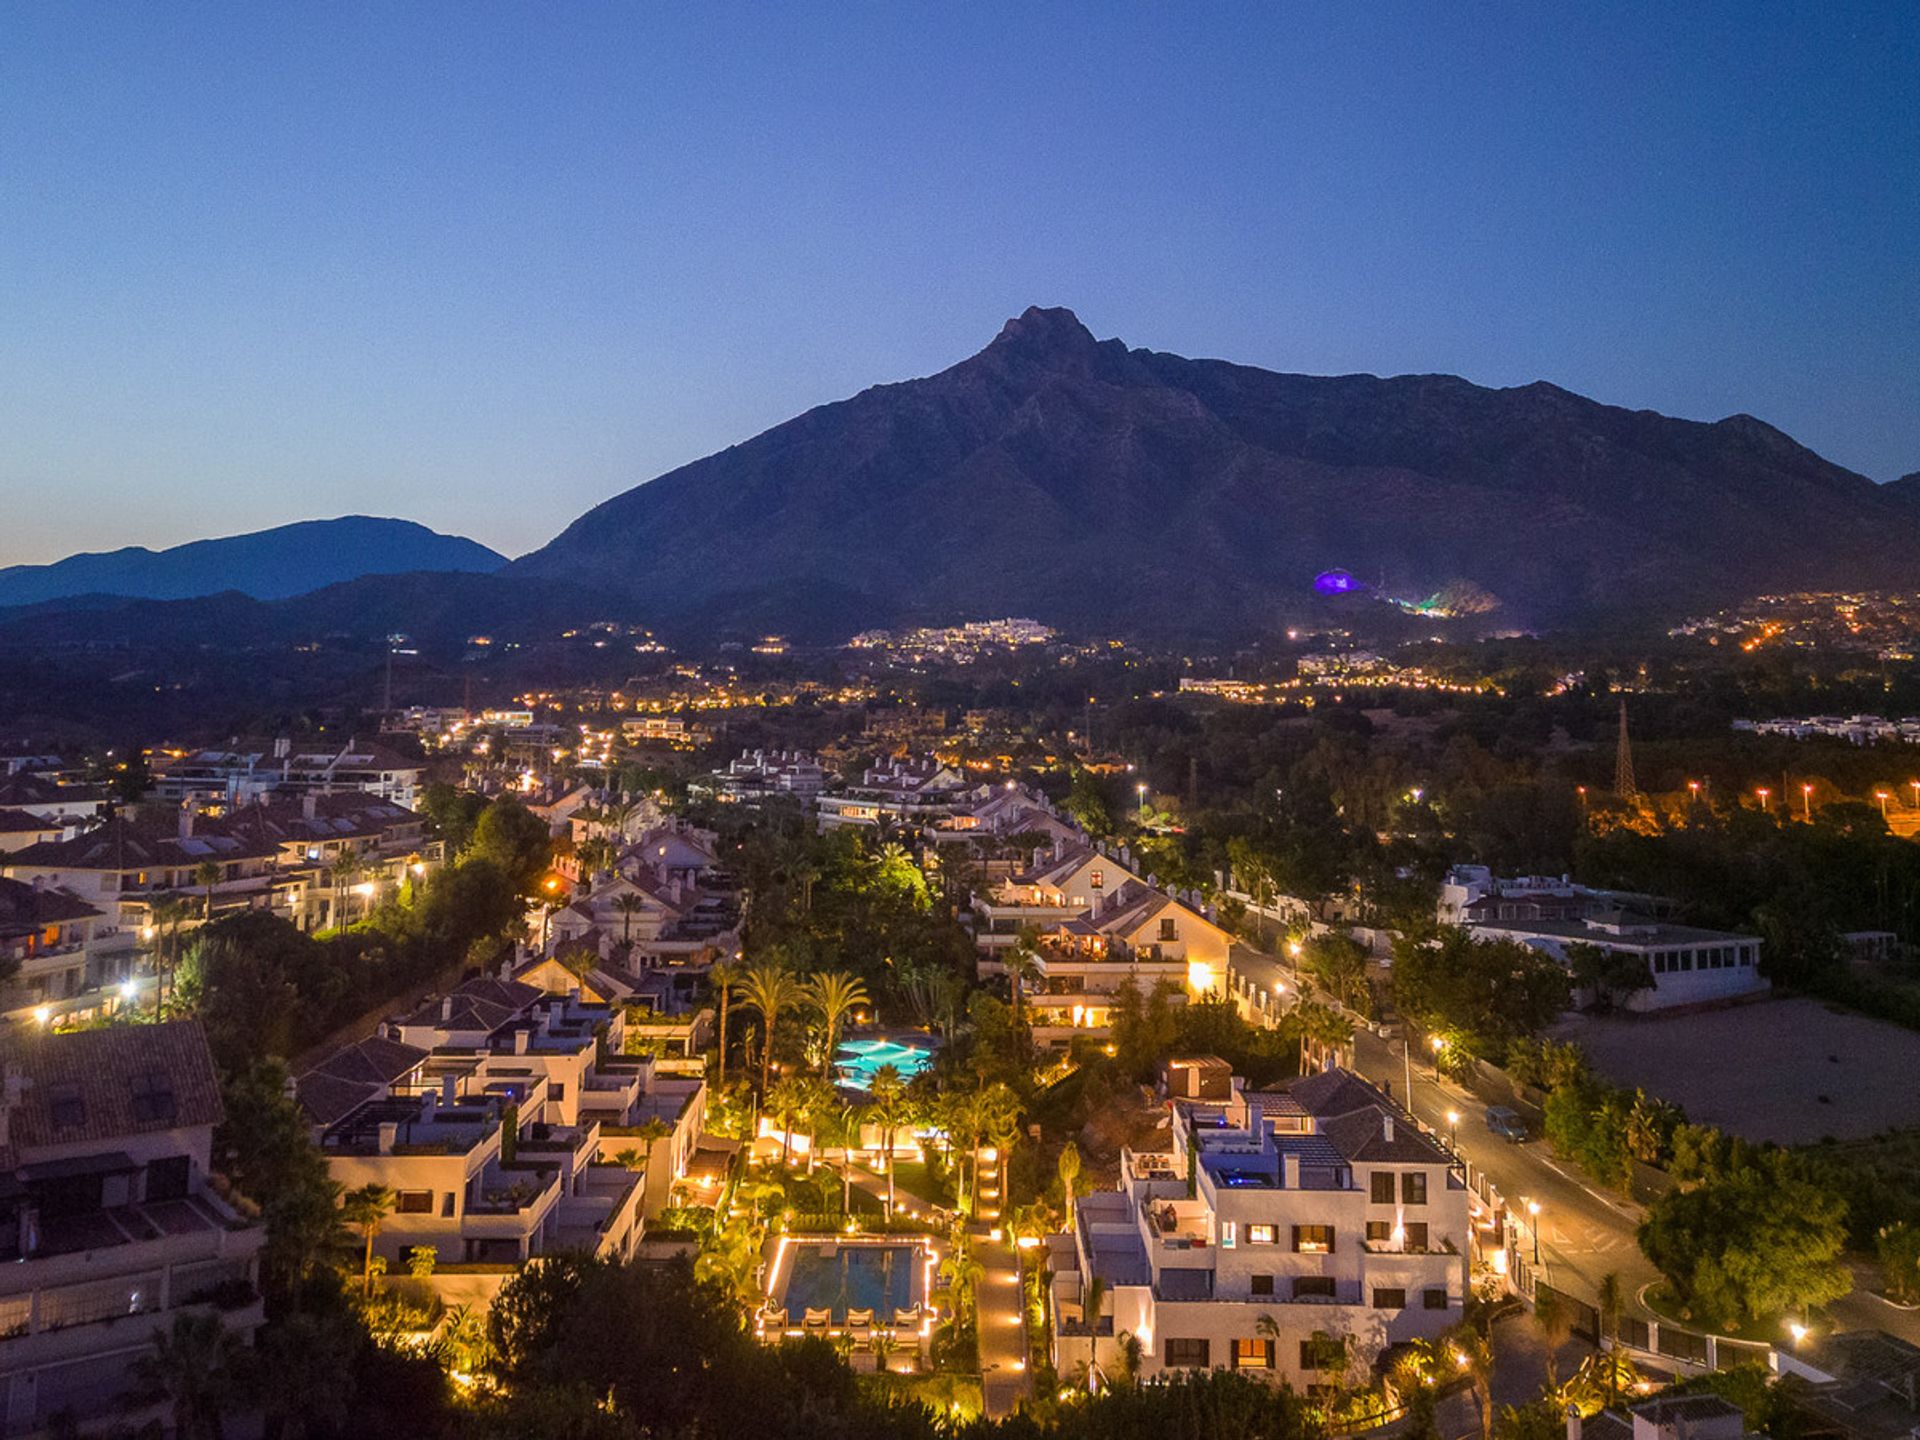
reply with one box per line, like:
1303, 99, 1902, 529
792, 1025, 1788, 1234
1485, 1106, 1529, 1142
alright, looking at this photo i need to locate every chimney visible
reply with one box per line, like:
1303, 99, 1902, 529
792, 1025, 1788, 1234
514, 1029, 530, 1055
1282, 1152, 1301, 1188
441, 1073, 457, 1106
274, 736, 291, 759
377, 1120, 399, 1151
1383, 1114, 1395, 1143
440, 995, 454, 1022
178, 808, 194, 840
301, 792, 317, 821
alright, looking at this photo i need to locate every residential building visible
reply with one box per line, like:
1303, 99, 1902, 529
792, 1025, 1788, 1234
1570, 1395, 1759, 1440
153, 736, 425, 809
971, 842, 1145, 959
0, 811, 65, 856
692, 749, 828, 806
0, 1022, 265, 1436
1021, 880, 1233, 1048
1469, 913, 1769, 1011
1049, 1065, 1467, 1390
816, 757, 971, 831
0, 878, 141, 1024
0, 774, 110, 829
1773, 1330, 1920, 1440
931, 784, 1081, 850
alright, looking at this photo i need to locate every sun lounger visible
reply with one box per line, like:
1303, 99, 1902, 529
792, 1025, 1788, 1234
802, 1307, 831, 1331
846, 1307, 874, 1331
892, 1306, 921, 1329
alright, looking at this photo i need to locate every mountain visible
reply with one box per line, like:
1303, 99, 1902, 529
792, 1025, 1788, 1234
514, 307, 1920, 637
0, 516, 505, 607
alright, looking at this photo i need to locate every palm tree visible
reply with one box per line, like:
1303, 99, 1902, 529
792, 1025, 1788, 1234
708, 958, 740, 1086
1535, 1287, 1573, 1388
326, 849, 361, 928
1254, 1311, 1282, 1380
340, 1182, 396, 1297
738, 961, 805, 1101
1003, 931, 1043, 1031
194, 859, 223, 924
866, 1062, 910, 1215
942, 1242, 985, 1326
149, 891, 192, 1014
1057, 1141, 1083, 1212
1451, 1325, 1494, 1440
1596, 1272, 1625, 1402
613, 891, 649, 946
1080, 1273, 1107, 1389
767, 1074, 811, 1166
820, 1103, 865, 1215
804, 969, 871, 1077
132, 1311, 244, 1440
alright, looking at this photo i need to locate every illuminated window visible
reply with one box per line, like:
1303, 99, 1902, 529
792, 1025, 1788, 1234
1247, 1224, 1277, 1245
1291, 1224, 1334, 1254
1234, 1337, 1275, 1369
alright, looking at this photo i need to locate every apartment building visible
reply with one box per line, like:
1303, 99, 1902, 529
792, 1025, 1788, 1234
0, 1023, 265, 1436
1469, 913, 1769, 1011
1021, 881, 1235, 1049
1050, 1065, 1468, 1390
693, 749, 828, 806
0, 878, 143, 1025
816, 757, 971, 831
972, 842, 1146, 960
154, 736, 425, 809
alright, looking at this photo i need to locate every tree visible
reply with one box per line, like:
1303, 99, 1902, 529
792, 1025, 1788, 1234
1002, 931, 1044, 1032
132, 1311, 246, 1440
468, 798, 554, 893
866, 1062, 911, 1216
708, 958, 739, 1086
327, 849, 362, 928
1638, 1151, 1852, 1327
1300, 932, 1373, 1016
195, 858, 224, 924
1879, 1222, 1920, 1305
1596, 1271, 1625, 1403
1057, 1141, 1083, 1211
1080, 1273, 1107, 1389
766, 1074, 811, 1167
737, 960, 805, 1100
149, 890, 193, 1013
803, 969, 870, 1077
1566, 941, 1656, 1011
1534, 1288, 1573, 1388
613, 892, 648, 946
1392, 927, 1571, 1061
341, 1182, 397, 1297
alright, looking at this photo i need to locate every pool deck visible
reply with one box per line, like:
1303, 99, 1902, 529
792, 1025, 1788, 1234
756, 1233, 942, 1354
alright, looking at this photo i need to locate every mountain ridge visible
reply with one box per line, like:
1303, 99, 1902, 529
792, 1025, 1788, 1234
511, 306, 1920, 635
0, 516, 505, 607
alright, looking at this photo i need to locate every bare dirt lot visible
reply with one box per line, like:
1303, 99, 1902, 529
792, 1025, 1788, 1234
1558, 997, 1920, 1144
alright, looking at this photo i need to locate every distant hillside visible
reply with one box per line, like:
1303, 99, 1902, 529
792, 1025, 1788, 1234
513, 307, 1920, 636
0, 516, 505, 607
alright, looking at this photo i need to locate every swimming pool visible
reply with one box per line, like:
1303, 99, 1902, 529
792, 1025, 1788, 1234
777, 1241, 925, 1321
834, 1036, 935, 1091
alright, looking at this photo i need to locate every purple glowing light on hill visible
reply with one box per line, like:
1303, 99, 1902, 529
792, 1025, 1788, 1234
1314, 569, 1363, 596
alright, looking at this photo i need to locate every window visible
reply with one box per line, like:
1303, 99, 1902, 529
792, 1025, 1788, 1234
1370, 1171, 1395, 1204
1301, 1336, 1345, 1371
395, 1190, 435, 1215
1366, 1221, 1392, 1243
1291, 1224, 1334, 1254
549, 1084, 566, 1102
1372, 1287, 1407, 1309
1424, 1288, 1450, 1310
1292, 1276, 1336, 1299
1163, 1337, 1210, 1368
1089, 869, 1104, 890
1250, 1274, 1274, 1296
1247, 1224, 1277, 1246
47, 1082, 85, 1131
1159, 917, 1178, 942
1403, 1222, 1429, 1250
1401, 1172, 1427, 1205
129, 1070, 177, 1125
442, 1192, 456, 1217
1234, 1337, 1275, 1370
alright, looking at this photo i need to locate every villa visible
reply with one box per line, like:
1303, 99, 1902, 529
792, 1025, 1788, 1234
1049, 1064, 1469, 1388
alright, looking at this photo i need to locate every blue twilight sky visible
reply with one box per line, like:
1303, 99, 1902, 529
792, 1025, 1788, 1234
0, 2, 1916, 567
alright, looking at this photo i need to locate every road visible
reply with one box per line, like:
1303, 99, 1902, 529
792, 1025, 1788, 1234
1233, 945, 1920, 1345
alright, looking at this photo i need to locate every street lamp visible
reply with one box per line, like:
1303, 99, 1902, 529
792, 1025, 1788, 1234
1446, 1110, 1460, 1149
1526, 1200, 1542, 1267
1803, 783, 1815, 821
1756, 787, 1770, 815
1687, 780, 1700, 803
1430, 1033, 1445, 1078
1878, 790, 1893, 819
1136, 783, 1148, 820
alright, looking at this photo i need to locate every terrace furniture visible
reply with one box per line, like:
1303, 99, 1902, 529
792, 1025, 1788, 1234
846, 1307, 874, 1333
803, 1308, 831, 1333
760, 1306, 788, 1331
892, 1306, 921, 1329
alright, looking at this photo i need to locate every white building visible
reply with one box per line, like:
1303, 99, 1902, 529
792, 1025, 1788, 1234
154, 736, 425, 809
1050, 1066, 1467, 1389
1469, 914, 1769, 1012
971, 842, 1147, 959
0, 1022, 266, 1435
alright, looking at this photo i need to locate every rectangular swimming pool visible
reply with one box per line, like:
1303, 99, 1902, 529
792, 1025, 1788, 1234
833, 1037, 936, 1092
776, 1241, 924, 1321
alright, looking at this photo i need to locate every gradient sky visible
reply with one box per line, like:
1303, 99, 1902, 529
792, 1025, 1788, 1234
1, 2, 1915, 568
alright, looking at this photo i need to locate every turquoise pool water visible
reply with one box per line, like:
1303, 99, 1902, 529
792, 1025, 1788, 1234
780, 1242, 921, 1320
833, 1036, 935, 1091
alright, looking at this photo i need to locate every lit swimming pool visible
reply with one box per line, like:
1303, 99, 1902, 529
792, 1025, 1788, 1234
777, 1240, 926, 1321
834, 1036, 936, 1091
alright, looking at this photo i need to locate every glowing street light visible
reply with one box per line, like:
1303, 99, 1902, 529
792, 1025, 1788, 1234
1803, 783, 1815, 821
1430, 1033, 1445, 1078
1878, 790, 1893, 819
1136, 783, 1148, 820
1526, 1200, 1542, 1267
1756, 787, 1770, 814
1446, 1110, 1460, 1149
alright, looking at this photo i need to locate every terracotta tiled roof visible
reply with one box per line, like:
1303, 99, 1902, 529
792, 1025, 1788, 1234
6, 814, 280, 870
0, 807, 60, 834
0, 1020, 224, 1160
0, 877, 102, 934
